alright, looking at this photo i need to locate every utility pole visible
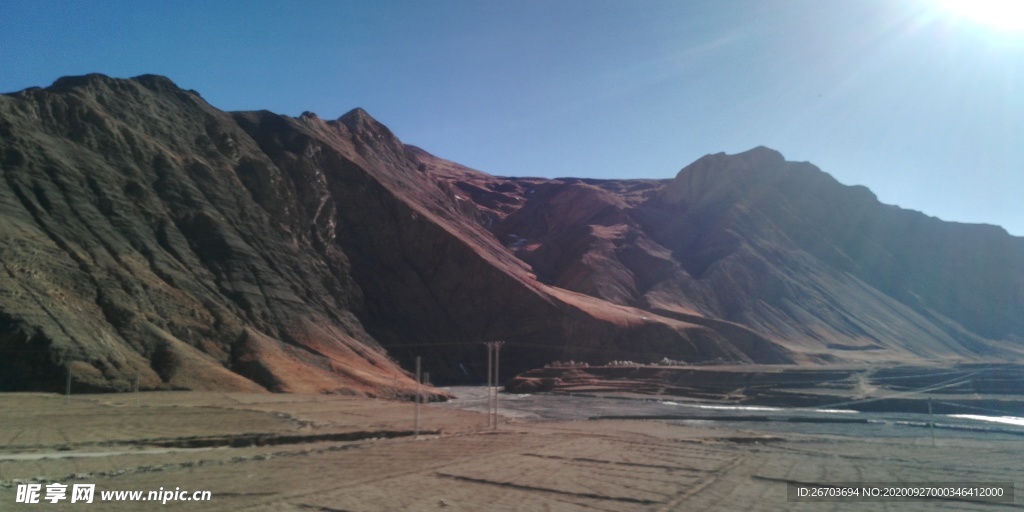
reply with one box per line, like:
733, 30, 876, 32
485, 341, 505, 429
134, 374, 140, 407
495, 342, 502, 429
928, 397, 935, 447
487, 343, 493, 427
414, 356, 422, 436
65, 368, 71, 406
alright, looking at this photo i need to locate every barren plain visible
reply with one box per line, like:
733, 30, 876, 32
2, 386, 1022, 511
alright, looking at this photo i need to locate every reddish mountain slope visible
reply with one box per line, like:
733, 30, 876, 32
446, 146, 1024, 364
641, 148, 1024, 359
0, 75, 410, 394
1, 74, 1021, 393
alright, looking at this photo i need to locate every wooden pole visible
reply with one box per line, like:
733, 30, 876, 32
487, 343, 494, 427
494, 342, 502, 429
415, 356, 421, 436
928, 397, 935, 447
65, 369, 71, 406
484, 341, 505, 429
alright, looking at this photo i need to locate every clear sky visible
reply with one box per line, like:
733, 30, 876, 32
2, 0, 1022, 235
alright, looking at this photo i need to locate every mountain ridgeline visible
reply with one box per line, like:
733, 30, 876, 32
1, 74, 1021, 393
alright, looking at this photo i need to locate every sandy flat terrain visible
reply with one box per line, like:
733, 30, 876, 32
1, 391, 1021, 511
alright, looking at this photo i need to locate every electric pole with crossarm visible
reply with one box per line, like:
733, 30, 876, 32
485, 341, 504, 429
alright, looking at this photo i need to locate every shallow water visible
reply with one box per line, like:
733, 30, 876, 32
436, 386, 1024, 441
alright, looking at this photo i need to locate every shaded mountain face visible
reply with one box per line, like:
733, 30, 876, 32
0, 76, 413, 394
1, 74, 1021, 393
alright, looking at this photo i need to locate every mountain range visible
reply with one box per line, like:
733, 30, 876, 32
1, 74, 1022, 394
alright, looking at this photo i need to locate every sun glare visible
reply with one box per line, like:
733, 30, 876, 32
939, 0, 1024, 32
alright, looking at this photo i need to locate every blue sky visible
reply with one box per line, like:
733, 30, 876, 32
2, 0, 1022, 235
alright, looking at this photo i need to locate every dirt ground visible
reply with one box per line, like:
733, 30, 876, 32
1, 391, 1020, 511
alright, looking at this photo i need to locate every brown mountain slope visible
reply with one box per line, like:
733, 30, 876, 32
0, 75, 412, 394
454, 146, 1024, 363
231, 108, 787, 383
1, 74, 1021, 393
0, 75, 767, 393
640, 147, 1024, 360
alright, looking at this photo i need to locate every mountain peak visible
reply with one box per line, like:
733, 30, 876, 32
699, 146, 786, 172
38, 73, 199, 103
132, 74, 183, 92
336, 107, 402, 149
46, 73, 181, 92
736, 145, 785, 165
48, 73, 115, 92
337, 107, 376, 127
659, 146, 787, 205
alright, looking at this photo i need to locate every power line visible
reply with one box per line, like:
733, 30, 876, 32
795, 372, 983, 412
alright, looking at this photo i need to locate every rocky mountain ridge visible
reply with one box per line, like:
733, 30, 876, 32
1, 74, 1021, 393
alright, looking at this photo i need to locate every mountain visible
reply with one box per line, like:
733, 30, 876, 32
1, 74, 1022, 393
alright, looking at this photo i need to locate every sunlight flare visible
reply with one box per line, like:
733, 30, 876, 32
939, 0, 1024, 31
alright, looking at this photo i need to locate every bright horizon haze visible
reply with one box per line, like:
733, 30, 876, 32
3, 0, 1022, 235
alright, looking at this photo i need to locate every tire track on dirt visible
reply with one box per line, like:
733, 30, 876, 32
654, 453, 747, 511
522, 452, 706, 473
434, 472, 662, 506
213, 432, 557, 512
